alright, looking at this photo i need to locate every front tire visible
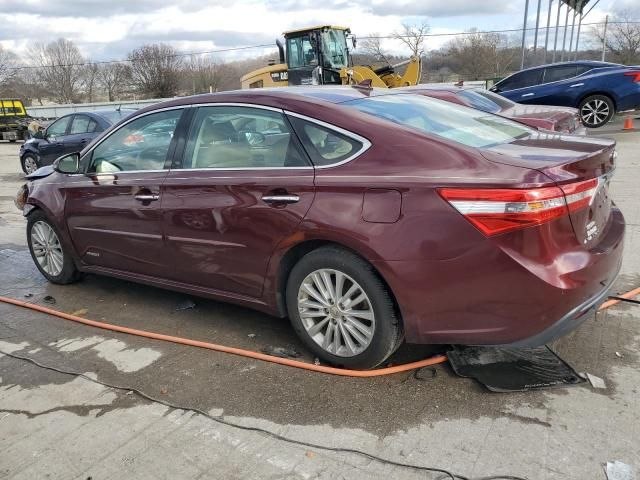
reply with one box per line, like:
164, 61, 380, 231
27, 210, 81, 284
21, 153, 39, 175
579, 94, 614, 128
286, 247, 403, 369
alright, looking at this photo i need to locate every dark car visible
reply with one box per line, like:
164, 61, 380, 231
401, 85, 585, 134
15, 87, 624, 369
19, 110, 131, 174
490, 61, 640, 128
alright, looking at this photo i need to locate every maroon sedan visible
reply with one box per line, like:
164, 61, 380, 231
17, 87, 624, 369
400, 85, 586, 135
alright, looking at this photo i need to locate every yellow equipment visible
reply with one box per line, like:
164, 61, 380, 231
0, 99, 29, 142
240, 26, 422, 89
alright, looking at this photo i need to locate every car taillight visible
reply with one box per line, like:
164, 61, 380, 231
438, 178, 598, 236
624, 72, 640, 83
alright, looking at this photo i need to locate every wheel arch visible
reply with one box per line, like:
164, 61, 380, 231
578, 91, 617, 112
272, 239, 402, 325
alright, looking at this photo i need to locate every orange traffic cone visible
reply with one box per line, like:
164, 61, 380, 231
623, 115, 635, 131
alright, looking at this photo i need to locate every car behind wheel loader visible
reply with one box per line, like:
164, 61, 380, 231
241, 25, 422, 89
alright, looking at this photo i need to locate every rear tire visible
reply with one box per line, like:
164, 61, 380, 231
579, 94, 614, 128
27, 210, 81, 285
286, 246, 403, 369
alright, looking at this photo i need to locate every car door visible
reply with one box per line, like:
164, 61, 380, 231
492, 68, 544, 104
39, 115, 72, 165
162, 104, 315, 298
63, 108, 185, 278
64, 114, 100, 153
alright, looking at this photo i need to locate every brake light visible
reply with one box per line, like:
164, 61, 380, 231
438, 178, 598, 236
624, 72, 640, 83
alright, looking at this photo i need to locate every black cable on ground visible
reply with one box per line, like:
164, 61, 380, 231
0, 349, 527, 480
607, 295, 640, 306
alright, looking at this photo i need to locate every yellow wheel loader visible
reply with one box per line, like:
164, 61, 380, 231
240, 26, 422, 89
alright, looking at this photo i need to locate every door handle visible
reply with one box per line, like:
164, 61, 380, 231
262, 194, 300, 204
134, 193, 160, 202
569, 83, 584, 88
521, 93, 535, 97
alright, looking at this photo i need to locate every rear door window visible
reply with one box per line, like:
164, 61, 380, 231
69, 115, 98, 134
180, 106, 309, 169
543, 65, 578, 83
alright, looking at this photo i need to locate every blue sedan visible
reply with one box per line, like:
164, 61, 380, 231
490, 61, 640, 128
19, 110, 131, 174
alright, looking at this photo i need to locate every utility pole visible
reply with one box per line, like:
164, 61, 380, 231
601, 15, 608, 61
520, 0, 530, 70
551, 0, 562, 63
533, 0, 542, 59
568, 4, 578, 57
543, 0, 553, 64
560, 3, 570, 61
574, 12, 583, 60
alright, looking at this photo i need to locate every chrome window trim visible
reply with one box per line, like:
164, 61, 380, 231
284, 110, 372, 169
81, 102, 371, 173
80, 105, 186, 172
187, 102, 283, 112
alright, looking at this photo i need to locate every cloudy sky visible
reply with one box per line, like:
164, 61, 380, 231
0, 0, 637, 63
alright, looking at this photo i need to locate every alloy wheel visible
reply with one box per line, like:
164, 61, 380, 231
297, 268, 376, 357
24, 156, 38, 174
31, 221, 64, 277
580, 99, 610, 127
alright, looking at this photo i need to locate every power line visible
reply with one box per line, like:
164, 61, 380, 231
3, 20, 639, 72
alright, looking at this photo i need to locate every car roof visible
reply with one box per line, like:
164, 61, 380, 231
137, 86, 395, 114
512, 60, 622, 74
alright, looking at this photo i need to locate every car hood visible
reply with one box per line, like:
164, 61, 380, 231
25, 165, 55, 180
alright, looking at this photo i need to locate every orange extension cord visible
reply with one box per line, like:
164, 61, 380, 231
0, 295, 446, 377
0, 286, 636, 378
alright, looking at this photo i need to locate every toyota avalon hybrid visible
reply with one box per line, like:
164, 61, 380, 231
16, 87, 624, 369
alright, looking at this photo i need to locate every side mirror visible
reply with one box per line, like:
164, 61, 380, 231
53, 152, 80, 174
33, 131, 44, 139
352, 35, 357, 49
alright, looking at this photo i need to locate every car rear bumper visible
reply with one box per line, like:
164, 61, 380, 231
373, 207, 625, 346
505, 261, 620, 347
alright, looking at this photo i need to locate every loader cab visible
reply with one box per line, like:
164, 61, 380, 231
284, 26, 353, 86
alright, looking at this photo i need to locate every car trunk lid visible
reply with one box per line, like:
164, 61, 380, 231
481, 134, 616, 247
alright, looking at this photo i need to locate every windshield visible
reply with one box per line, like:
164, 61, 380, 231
344, 94, 533, 149
321, 29, 349, 69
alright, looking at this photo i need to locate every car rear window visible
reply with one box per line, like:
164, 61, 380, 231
344, 94, 533, 149
457, 90, 501, 113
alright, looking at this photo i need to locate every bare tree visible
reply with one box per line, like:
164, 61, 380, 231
360, 34, 390, 64
446, 30, 518, 80
592, 11, 640, 65
98, 63, 130, 101
0, 45, 17, 85
83, 62, 99, 102
393, 21, 430, 57
127, 44, 182, 98
29, 38, 86, 103
184, 55, 228, 94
